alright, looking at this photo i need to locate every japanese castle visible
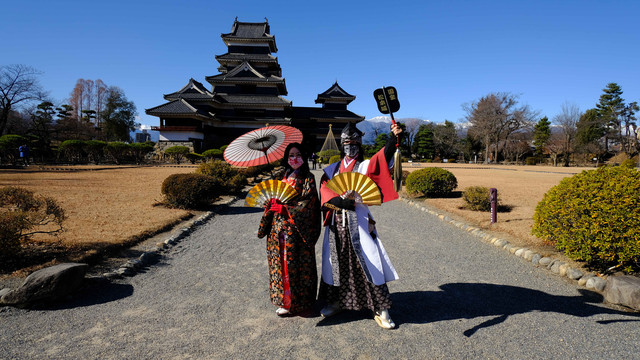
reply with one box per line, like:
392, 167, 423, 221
146, 18, 364, 153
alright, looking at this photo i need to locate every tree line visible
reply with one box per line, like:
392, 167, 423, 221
1, 64, 139, 163
368, 83, 638, 166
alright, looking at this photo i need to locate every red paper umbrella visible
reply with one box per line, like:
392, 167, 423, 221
223, 125, 303, 167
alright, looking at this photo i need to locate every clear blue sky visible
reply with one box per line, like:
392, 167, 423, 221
3, 0, 639, 128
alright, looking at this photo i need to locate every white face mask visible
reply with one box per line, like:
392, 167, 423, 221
343, 144, 359, 158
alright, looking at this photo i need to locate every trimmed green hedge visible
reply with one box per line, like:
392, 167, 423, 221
463, 186, 493, 211
405, 167, 457, 197
532, 166, 640, 273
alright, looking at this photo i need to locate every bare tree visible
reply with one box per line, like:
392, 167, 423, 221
546, 132, 565, 167
398, 118, 423, 155
464, 92, 537, 163
0, 64, 47, 135
503, 130, 532, 164
95, 79, 108, 128
552, 102, 580, 166
69, 79, 85, 121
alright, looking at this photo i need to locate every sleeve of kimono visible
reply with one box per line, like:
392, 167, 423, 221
287, 174, 321, 245
367, 147, 399, 203
257, 207, 275, 238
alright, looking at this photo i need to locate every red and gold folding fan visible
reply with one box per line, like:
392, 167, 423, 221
325, 172, 382, 206
244, 180, 298, 208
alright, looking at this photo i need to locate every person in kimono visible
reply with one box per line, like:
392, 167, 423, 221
318, 122, 402, 329
258, 143, 321, 316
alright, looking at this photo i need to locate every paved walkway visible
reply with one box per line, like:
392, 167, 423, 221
1, 171, 640, 359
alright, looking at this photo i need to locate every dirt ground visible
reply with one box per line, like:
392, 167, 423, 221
401, 162, 596, 256
0, 162, 596, 277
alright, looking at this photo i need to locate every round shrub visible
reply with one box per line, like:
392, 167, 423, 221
463, 186, 493, 211
186, 152, 203, 164
197, 159, 237, 179
328, 155, 341, 164
525, 156, 538, 165
532, 166, 640, 273
202, 149, 223, 160
161, 173, 220, 209
405, 167, 457, 197
164, 145, 190, 164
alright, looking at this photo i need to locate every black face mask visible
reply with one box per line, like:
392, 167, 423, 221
343, 144, 359, 158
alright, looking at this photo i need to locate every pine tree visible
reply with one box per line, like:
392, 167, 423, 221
532, 117, 551, 157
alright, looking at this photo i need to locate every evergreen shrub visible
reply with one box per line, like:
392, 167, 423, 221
620, 159, 636, 168
186, 152, 203, 164
202, 149, 223, 160
532, 166, 640, 273
463, 186, 492, 211
161, 173, 220, 209
525, 156, 538, 165
196, 160, 247, 194
164, 146, 190, 164
319, 149, 340, 163
405, 167, 457, 197
329, 155, 341, 164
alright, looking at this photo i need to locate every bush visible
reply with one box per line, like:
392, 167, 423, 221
319, 149, 340, 163
59, 140, 86, 163
196, 160, 247, 194
164, 145, 190, 164
105, 142, 131, 164
85, 140, 107, 164
620, 158, 636, 168
186, 152, 203, 164
197, 159, 237, 179
463, 186, 493, 211
532, 166, 640, 273
405, 167, 457, 197
402, 170, 410, 185
130, 142, 155, 164
328, 155, 341, 164
202, 149, 223, 160
525, 156, 538, 165
0, 186, 66, 258
0, 135, 28, 165
161, 173, 221, 209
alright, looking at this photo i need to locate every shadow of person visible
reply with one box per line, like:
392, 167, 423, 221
389, 283, 640, 336
216, 203, 265, 215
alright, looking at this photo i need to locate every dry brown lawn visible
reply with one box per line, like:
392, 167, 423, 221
401, 162, 596, 255
1, 162, 597, 276
0, 165, 196, 275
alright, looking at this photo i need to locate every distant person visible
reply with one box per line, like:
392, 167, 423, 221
257, 143, 321, 316
18, 144, 30, 166
311, 152, 318, 170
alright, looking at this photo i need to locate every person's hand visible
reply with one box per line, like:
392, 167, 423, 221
268, 199, 287, 215
327, 196, 355, 211
391, 123, 403, 136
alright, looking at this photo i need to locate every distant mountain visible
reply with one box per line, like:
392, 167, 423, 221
356, 116, 430, 144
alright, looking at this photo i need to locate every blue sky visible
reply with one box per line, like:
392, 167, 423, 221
3, 0, 639, 128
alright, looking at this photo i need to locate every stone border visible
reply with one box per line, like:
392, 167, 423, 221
97, 196, 238, 280
400, 197, 640, 311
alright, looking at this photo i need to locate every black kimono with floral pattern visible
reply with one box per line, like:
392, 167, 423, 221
257, 170, 321, 313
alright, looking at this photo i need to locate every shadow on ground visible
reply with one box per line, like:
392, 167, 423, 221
32, 278, 134, 311
317, 283, 640, 336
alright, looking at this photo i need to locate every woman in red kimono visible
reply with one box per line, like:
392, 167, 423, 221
258, 143, 321, 316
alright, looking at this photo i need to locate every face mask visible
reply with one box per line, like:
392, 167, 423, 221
343, 144, 359, 158
288, 155, 303, 169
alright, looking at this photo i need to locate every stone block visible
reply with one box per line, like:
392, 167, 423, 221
604, 276, 640, 311
0, 263, 88, 306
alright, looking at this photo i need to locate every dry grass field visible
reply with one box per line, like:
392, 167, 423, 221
0, 165, 196, 276
401, 162, 596, 254
1, 162, 597, 277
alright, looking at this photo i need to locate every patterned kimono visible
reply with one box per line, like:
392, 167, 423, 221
258, 170, 321, 313
318, 148, 399, 312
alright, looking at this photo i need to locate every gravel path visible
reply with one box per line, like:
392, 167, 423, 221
2, 171, 640, 359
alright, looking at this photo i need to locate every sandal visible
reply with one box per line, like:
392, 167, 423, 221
374, 312, 396, 329
276, 307, 290, 316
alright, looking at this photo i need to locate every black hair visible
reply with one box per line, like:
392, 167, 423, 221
282, 142, 310, 177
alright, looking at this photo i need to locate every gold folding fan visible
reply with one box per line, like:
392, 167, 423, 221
325, 172, 382, 206
244, 180, 298, 208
